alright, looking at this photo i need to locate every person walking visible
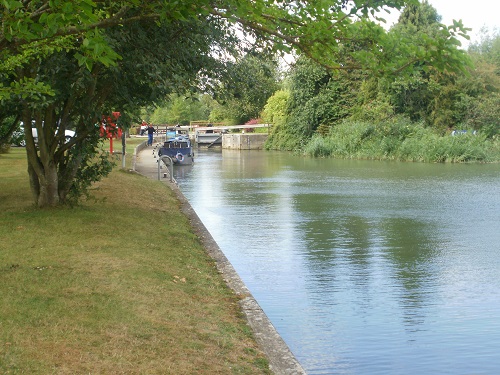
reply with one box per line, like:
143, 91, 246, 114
146, 123, 155, 146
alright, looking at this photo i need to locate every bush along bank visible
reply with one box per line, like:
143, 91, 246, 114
303, 118, 500, 163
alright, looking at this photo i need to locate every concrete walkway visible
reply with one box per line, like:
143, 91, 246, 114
134, 143, 307, 375
133, 141, 162, 180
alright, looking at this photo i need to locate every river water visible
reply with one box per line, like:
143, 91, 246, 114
172, 149, 500, 375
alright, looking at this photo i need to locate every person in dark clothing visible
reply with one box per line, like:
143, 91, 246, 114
146, 124, 155, 146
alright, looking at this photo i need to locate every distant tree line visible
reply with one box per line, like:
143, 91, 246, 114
149, 2, 499, 151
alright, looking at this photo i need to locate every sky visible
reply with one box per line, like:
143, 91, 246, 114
383, 0, 500, 48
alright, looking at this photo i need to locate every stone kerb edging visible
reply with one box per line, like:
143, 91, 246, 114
133, 144, 307, 374
169, 182, 307, 375
132, 140, 148, 172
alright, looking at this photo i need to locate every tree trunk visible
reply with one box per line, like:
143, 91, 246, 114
27, 161, 40, 204
23, 110, 61, 208
27, 154, 61, 207
37, 163, 60, 207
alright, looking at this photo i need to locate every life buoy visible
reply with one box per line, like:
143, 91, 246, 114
175, 153, 184, 162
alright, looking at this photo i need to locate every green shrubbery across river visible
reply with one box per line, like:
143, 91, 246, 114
303, 119, 499, 163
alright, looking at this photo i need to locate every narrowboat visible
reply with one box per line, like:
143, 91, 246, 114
157, 130, 194, 165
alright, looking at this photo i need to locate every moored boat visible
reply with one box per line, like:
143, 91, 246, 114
157, 129, 194, 165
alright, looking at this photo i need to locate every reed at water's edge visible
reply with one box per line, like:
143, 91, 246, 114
303, 119, 500, 163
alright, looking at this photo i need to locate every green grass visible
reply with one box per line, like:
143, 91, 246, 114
0, 148, 270, 374
107, 136, 145, 170
124, 136, 145, 152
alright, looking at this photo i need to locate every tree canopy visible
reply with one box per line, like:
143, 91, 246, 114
1, 0, 470, 98
0, 0, 472, 207
266, 1, 499, 152
209, 52, 280, 124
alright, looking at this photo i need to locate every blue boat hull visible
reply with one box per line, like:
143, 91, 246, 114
157, 136, 194, 165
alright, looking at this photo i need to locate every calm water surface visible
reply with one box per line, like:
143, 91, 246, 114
172, 149, 500, 375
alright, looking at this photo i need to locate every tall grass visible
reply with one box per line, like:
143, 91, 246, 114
304, 118, 500, 163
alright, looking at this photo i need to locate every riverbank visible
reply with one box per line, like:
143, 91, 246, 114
134, 142, 306, 375
0, 147, 271, 374
269, 119, 500, 163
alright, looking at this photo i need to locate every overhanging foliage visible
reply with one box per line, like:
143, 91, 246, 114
0, 0, 474, 206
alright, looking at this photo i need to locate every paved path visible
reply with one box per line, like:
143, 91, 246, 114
133, 142, 163, 180
134, 143, 307, 375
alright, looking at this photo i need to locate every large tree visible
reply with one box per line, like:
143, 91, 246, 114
386, 1, 463, 128
458, 31, 500, 137
1, 0, 470, 207
210, 52, 280, 124
5, 13, 232, 206
278, 56, 360, 146
149, 93, 212, 125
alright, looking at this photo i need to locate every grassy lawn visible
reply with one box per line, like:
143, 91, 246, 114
0, 147, 270, 374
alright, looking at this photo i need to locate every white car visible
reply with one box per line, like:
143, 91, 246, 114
13, 123, 75, 146
61, 129, 76, 143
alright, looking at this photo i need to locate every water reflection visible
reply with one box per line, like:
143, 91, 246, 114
380, 217, 439, 329
175, 149, 500, 375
